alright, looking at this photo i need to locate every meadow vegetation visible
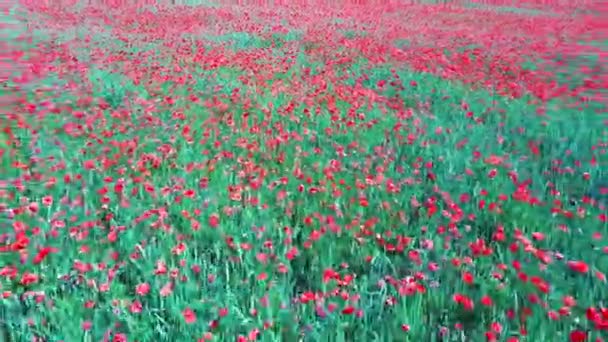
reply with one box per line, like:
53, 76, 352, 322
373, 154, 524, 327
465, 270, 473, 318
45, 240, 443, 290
0, 1, 607, 341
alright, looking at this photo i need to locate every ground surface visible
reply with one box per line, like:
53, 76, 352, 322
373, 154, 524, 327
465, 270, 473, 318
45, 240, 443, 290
1, 1, 607, 341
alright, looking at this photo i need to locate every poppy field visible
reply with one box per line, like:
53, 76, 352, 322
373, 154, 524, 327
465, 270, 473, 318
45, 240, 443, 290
1, 1, 607, 341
